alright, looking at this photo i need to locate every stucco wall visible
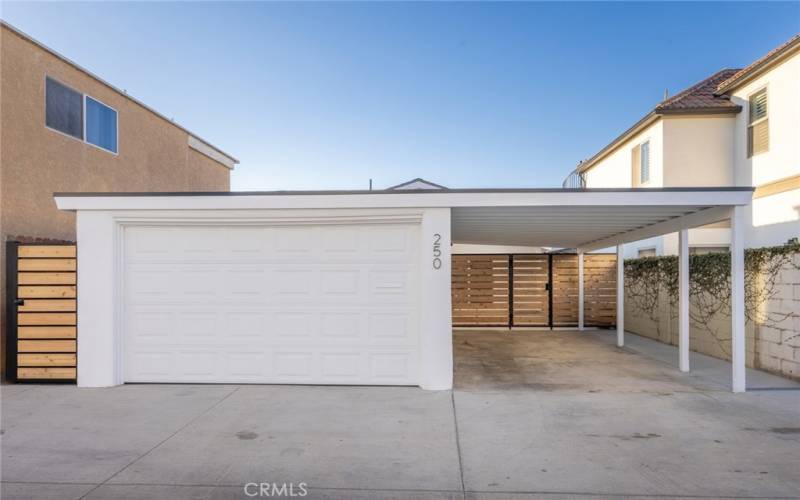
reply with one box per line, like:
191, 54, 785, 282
661, 115, 735, 187
582, 115, 738, 258
0, 25, 232, 377
583, 119, 664, 189
729, 51, 800, 248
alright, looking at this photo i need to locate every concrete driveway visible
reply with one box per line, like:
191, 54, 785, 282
2, 330, 799, 499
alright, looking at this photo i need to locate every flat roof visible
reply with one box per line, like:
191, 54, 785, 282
54, 186, 752, 197
54, 187, 752, 251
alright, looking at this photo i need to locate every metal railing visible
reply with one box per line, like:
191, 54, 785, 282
562, 169, 587, 189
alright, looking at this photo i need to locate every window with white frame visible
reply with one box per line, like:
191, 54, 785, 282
45, 76, 118, 154
747, 88, 768, 157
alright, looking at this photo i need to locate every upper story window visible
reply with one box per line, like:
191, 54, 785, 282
45, 77, 83, 139
747, 88, 768, 157
45, 76, 118, 154
85, 96, 117, 153
631, 140, 650, 186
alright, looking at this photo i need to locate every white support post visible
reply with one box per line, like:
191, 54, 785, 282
678, 229, 690, 372
731, 206, 746, 393
578, 251, 585, 331
616, 244, 624, 347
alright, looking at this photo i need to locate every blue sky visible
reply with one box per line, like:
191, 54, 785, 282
2, 2, 799, 190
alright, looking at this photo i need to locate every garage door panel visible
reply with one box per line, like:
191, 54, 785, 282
124, 224, 420, 385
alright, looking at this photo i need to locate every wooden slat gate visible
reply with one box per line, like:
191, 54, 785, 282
6, 243, 77, 382
452, 253, 616, 328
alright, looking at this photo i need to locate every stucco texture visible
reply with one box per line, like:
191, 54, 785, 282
0, 25, 232, 376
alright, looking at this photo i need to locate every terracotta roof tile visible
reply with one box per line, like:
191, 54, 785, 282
655, 69, 742, 113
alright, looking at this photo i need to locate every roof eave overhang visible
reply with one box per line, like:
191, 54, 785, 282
715, 37, 800, 95
655, 106, 742, 116
54, 187, 754, 212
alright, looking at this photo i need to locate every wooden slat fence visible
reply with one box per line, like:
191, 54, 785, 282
584, 254, 617, 327
452, 253, 616, 328
452, 255, 510, 326
511, 255, 549, 326
8, 244, 77, 381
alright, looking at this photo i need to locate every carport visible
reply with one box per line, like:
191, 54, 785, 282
55, 187, 753, 392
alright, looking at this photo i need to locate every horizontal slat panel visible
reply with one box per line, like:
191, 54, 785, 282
18, 286, 76, 298
18, 272, 76, 285
452, 255, 510, 326
17, 259, 76, 271
18, 367, 76, 379
18, 326, 77, 339
18, 340, 76, 353
18, 353, 76, 367
17, 299, 76, 312
584, 254, 616, 327
18, 313, 76, 326
18, 246, 76, 258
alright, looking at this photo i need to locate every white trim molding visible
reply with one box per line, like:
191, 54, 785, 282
188, 136, 237, 169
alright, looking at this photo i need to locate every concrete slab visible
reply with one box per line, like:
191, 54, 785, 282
84, 484, 462, 500
454, 329, 710, 393
453, 330, 800, 498
0, 482, 96, 500
617, 330, 800, 390
0, 384, 237, 483
2, 329, 798, 499
108, 386, 462, 492
455, 389, 800, 498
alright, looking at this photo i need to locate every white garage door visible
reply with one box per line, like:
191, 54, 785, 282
123, 224, 420, 384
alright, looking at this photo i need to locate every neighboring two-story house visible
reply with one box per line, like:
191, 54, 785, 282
0, 22, 238, 374
564, 34, 800, 257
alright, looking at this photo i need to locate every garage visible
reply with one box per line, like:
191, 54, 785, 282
123, 224, 420, 385
55, 187, 752, 391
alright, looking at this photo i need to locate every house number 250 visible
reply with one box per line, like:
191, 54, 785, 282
432, 233, 442, 269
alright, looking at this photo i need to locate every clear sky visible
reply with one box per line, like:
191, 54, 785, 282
2, 2, 799, 190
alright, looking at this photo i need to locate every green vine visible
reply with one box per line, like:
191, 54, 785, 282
625, 242, 800, 350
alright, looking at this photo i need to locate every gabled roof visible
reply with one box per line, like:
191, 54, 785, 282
387, 178, 448, 190
716, 33, 800, 95
572, 69, 743, 176
655, 69, 742, 114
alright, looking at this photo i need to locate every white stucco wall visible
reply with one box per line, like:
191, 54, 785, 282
583, 119, 664, 188
729, 51, 800, 247
662, 115, 736, 187
731, 53, 800, 187
582, 115, 737, 256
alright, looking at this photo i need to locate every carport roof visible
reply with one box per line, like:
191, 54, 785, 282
55, 187, 753, 252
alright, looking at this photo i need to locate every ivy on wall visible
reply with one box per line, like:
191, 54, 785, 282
624, 242, 800, 346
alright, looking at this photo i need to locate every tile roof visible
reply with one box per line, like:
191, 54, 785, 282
716, 34, 800, 94
655, 69, 742, 113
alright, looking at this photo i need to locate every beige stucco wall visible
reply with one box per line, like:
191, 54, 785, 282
0, 25, 232, 376
661, 115, 735, 187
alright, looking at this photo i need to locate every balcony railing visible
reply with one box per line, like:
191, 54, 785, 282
562, 169, 587, 189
